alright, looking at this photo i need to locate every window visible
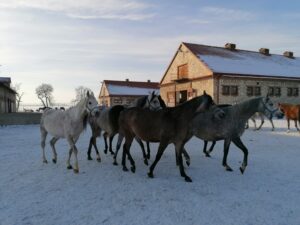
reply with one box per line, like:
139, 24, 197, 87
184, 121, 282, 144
287, 87, 299, 97
113, 97, 122, 104
247, 86, 253, 96
254, 87, 261, 96
268, 87, 274, 96
222, 85, 230, 95
222, 85, 238, 96
177, 64, 188, 79
230, 86, 238, 96
274, 87, 281, 96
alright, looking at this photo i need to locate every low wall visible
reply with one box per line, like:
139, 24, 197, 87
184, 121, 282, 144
0, 112, 42, 125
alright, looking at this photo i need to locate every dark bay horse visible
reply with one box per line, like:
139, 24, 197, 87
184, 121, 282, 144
87, 92, 164, 163
278, 103, 300, 132
192, 96, 274, 173
118, 92, 220, 182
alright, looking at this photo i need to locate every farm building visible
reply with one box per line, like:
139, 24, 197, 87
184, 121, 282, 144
0, 77, 16, 113
160, 42, 300, 106
98, 79, 159, 106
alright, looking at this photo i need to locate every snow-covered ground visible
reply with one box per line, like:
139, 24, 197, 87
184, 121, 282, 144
1, 119, 299, 225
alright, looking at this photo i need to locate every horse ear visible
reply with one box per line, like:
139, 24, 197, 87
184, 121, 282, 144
203, 90, 207, 95
87, 91, 90, 97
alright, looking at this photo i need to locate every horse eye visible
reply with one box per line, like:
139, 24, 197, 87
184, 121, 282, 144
88, 101, 92, 105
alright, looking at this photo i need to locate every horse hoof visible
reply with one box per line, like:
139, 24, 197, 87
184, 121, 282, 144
146, 154, 150, 160
73, 169, 79, 174
52, 159, 57, 164
131, 166, 136, 173
144, 159, 148, 166
225, 167, 233, 172
87, 157, 93, 160
186, 161, 190, 167
67, 165, 73, 170
110, 151, 115, 155
147, 172, 154, 178
123, 167, 128, 172
43, 160, 48, 164
104, 150, 108, 154
97, 158, 101, 162
113, 161, 118, 166
185, 176, 193, 182
240, 167, 245, 174
205, 153, 211, 158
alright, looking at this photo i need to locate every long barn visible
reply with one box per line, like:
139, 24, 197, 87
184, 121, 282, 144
160, 42, 300, 106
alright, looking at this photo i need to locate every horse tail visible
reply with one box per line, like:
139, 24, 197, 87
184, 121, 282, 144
109, 105, 125, 132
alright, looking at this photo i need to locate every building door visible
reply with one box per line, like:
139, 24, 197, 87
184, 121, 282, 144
176, 90, 188, 104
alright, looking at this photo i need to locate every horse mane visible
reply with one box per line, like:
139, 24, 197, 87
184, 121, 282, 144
164, 95, 210, 117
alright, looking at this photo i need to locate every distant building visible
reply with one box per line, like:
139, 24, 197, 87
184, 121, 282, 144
0, 77, 16, 113
98, 79, 159, 106
160, 42, 300, 106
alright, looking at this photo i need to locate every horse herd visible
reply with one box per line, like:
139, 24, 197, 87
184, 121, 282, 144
39, 91, 299, 182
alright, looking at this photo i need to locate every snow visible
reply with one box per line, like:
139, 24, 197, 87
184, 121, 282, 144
1, 120, 300, 225
196, 47, 300, 78
107, 84, 159, 96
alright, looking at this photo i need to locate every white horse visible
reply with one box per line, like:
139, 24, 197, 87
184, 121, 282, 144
40, 91, 99, 173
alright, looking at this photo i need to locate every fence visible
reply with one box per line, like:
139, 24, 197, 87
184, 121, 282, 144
0, 112, 42, 125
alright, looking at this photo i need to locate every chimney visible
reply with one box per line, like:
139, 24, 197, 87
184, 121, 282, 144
259, 48, 270, 55
283, 51, 294, 58
225, 43, 236, 50
147, 79, 151, 83
125, 78, 129, 82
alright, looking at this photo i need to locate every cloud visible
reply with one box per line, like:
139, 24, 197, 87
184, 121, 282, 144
0, 0, 154, 21
200, 6, 256, 21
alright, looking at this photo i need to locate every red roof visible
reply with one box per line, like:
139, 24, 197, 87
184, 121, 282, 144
103, 80, 159, 89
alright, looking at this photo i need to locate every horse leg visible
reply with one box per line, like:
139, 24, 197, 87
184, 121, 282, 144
294, 120, 300, 131
245, 120, 249, 129
182, 147, 190, 166
146, 141, 151, 159
135, 137, 148, 165
287, 119, 290, 132
113, 134, 123, 166
257, 116, 264, 130
270, 118, 275, 131
148, 140, 169, 179
67, 148, 73, 170
232, 137, 248, 174
176, 142, 192, 182
50, 137, 59, 164
103, 132, 108, 154
207, 141, 216, 154
87, 136, 93, 160
109, 135, 115, 155
67, 137, 79, 174
40, 127, 48, 163
252, 117, 257, 130
222, 139, 233, 172
92, 136, 101, 162
202, 140, 210, 157
122, 136, 134, 172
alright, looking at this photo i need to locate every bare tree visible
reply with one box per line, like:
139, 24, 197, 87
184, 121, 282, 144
12, 83, 24, 112
35, 83, 54, 107
72, 86, 92, 104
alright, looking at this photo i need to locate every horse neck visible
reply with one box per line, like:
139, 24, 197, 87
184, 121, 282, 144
172, 96, 203, 116
234, 98, 262, 120
69, 98, 88, 120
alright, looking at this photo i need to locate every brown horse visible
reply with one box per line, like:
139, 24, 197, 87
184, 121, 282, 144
118, 92, 223, 182
278, 103, 300, 132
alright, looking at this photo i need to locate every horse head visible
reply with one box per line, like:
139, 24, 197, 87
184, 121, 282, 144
85, 91, 100, 116
261, 95, 276, 118
195, 92, 215, 113
146, 92, 163, 111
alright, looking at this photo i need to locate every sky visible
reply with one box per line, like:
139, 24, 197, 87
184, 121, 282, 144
0, 0, 300, 105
